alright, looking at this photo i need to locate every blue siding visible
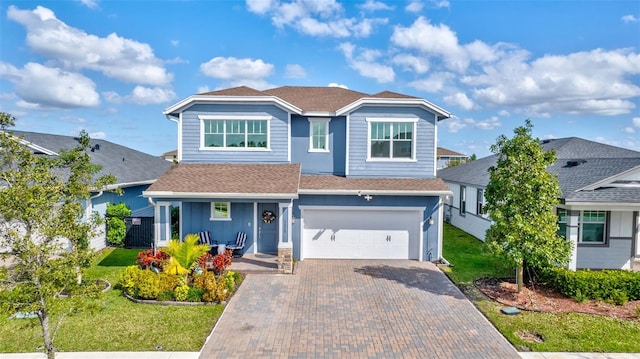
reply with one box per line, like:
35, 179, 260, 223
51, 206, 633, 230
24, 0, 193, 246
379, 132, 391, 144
291, 115, 346, 175
348, 106, 436, 178
181, 201, 255, 253
291, 194, 441, 260
92, 185, 151, 215
180, 104, 289, 163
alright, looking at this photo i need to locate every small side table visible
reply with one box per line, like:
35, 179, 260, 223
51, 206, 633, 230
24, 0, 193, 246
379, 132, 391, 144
217, 244, 226, 255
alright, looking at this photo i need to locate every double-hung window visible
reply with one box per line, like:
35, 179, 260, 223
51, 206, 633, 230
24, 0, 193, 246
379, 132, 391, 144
309, 118, 330, 152
476, 189, 484, 215
200, 115, 269, 149
459, 185, 466, 215
556, 209, 607, 244
367, 118, 416, 160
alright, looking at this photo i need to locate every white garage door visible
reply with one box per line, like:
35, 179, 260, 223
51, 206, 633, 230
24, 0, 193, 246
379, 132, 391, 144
302, 208, 422, 259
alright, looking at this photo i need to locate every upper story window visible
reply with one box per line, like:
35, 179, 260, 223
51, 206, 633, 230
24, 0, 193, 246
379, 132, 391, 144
309, 118, 330, 152
200, 115, 270, 150
367, 118, 417, 161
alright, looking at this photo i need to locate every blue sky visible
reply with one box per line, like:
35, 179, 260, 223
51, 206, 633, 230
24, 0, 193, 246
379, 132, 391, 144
1, 0, 639, 158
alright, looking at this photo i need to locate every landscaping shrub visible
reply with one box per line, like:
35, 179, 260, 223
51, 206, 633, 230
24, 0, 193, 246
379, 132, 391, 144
119, 265, 180, 300
541, 267, 640, 304
105, 203, 131, 247
136, 249, 170, 270
173, 284, 189, 301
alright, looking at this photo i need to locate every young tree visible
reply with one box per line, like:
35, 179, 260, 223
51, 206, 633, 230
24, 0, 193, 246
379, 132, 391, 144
484, 120, 572, 292
0, 112, 116, 358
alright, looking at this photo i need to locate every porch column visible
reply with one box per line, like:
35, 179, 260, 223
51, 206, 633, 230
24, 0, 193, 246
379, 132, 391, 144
154, 201, 172, 250
277, 201, 293, 274
566, 209, 579, 271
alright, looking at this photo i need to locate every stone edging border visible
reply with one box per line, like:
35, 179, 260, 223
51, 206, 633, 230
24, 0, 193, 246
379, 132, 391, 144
122, 291, 226, 306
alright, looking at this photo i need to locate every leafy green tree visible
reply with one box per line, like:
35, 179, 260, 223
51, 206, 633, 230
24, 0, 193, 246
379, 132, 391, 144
106, 203, 131, 247
484, 120, 572, 292
0, 112, 116, 358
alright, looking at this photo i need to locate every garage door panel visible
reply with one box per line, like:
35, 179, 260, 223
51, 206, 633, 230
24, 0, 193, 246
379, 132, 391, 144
302, 209, 420, 260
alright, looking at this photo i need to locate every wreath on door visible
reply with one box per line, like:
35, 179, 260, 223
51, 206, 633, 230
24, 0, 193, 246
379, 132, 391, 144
261, 210, 276, 224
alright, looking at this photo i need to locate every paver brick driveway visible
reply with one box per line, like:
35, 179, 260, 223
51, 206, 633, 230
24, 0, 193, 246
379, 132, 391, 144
200, 260, 519, 359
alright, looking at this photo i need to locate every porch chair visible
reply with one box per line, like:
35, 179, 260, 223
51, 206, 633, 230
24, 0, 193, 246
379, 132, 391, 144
226, 231, 247, 257
197, 231, 217, 252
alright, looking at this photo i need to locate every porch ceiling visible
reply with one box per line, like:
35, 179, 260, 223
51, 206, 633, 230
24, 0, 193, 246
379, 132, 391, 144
144, 163, 301, 199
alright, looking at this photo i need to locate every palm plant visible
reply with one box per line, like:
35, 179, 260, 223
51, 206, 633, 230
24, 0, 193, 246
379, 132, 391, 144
162, 234, 211, 275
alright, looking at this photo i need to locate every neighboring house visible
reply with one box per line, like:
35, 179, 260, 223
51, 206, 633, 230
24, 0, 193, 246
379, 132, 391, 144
143, 86, 452, 270
162, 149, 177, 162
438, 137, 640, 270
437, 147, 469, 169
9, 131, 173, 250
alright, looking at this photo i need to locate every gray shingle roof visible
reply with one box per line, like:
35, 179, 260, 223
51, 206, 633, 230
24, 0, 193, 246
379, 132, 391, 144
437, 137, 640, 203
10, 131, 172, 187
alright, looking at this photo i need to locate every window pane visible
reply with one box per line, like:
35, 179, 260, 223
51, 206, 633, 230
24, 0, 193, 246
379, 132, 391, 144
394, 123, 412, 140
247, 120, 267, 147
582, 223, 604, 242
247, 133, 267, 148
371, 140, 390, 158
214, 202, 229, 218
557, 223, 567, 239
371, 123, 390, 140
392, 141, 412, 158
311, 121, 327, 150
205, 134, 223, 147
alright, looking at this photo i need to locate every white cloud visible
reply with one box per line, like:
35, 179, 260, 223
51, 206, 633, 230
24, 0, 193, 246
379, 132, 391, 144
89, 131, 106, 139
246, 0, 386, 38
200, 57, 274, 81
391, 17, 470, 72
103, 91, 122, 104
405, 0, 423, 13
622, 14, 639, 23
339, 42, 395, 83
328, 83, 348, 89
441, 116, 501, 133
624, 126, 635, 133
444, 92, 475, 110
359, 0, 394, 11
469, 49, 640, 116
392, 54, 429, 73
170, 40, 179, 46
126, 86, 176, 105
78, 0, 99, 9
431, 0, 450, 9
0, 62, 99, 108
633, 117, 640, 127
408, 72, 454, 93
284, 64, 307, 79
197, 85, 211, 94
7, 5, 173, 86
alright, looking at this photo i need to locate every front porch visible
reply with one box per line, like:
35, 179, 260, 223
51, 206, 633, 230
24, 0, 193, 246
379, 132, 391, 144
229, 253, 280, 274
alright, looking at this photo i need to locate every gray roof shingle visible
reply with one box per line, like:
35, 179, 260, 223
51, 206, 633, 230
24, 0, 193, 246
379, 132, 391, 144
10, 131, 172, 187
437, 137, 640, 203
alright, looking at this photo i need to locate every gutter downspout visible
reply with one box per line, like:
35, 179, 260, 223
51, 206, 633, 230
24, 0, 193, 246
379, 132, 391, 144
165, 114, 180, 163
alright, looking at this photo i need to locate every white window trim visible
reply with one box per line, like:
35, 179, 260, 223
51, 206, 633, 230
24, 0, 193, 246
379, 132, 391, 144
210, 202, 232, 221
308, 118, 330, 152
199, 115, 271, 151
578, 210, 607, 244
365, 117, 418, 162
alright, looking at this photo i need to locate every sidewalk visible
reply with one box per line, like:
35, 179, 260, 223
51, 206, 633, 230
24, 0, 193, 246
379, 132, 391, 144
0, 353, 198, 359
2, 352, 640, 359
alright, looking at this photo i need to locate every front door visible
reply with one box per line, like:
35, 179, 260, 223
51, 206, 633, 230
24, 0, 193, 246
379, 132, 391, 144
258, 203, 278, 253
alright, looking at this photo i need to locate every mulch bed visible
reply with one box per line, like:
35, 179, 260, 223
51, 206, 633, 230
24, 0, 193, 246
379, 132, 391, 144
475, 277, 640, 321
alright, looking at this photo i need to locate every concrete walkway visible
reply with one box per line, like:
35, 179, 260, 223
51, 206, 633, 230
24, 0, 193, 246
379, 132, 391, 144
200, 259, 519, 358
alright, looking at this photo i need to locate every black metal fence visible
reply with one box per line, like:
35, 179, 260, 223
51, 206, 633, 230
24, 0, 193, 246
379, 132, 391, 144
123, 217, 154, 248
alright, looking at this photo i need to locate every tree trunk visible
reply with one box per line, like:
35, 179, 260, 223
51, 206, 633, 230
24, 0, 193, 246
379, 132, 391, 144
38, 296, 56, 359
516, 262, 524, 293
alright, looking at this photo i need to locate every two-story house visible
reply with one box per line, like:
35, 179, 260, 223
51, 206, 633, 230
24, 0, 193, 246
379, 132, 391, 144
143, 86, 452, 272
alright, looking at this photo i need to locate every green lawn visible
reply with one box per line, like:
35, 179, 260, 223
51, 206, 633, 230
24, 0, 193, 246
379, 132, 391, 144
442, 223, 640, 352
0, 248, 224, 353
